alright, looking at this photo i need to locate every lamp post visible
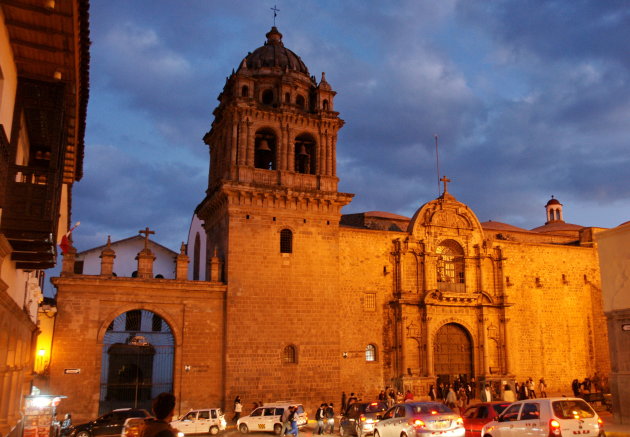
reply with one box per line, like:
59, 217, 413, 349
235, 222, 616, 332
128, 335, 148, 408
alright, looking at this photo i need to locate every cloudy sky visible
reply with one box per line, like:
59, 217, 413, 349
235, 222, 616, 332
70, 0, 630, 253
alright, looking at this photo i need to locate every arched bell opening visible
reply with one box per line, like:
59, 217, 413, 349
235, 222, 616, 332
294, 133, 316, 175
255, 129, 277, 170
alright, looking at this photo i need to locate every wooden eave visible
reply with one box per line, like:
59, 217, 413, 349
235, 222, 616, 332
2, 0, 90, 183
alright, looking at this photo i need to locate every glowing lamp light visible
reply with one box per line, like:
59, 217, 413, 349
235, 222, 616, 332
38, 349, 47, 357
431, 410, 438, 415
413, 419, 425, 428
32, 397, 52, 408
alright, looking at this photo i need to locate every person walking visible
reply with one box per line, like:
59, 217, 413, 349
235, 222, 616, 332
233, 396, 243, 423
280, 406, 291, 436
315, 404, 326, 435
538, 378, 547, 398
480, 384, 493, 402
139, 393, 178, 437
287, 406, 299, 437
428, 384, 437, 401
445, 387, 457, 410
325, 403, 335, 434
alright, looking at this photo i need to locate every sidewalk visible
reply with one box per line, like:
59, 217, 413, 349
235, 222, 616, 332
599, 411, 630, 437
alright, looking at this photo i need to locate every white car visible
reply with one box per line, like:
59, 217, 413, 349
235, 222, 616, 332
171, 409, 226, 435
481, 397, 605, 437
237, 402, 307, 434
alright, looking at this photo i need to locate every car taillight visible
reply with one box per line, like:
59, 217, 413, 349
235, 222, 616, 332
411, 419, 425, 428
549, 419, 561, 437
360, 415, 366, 422
597, 418, 603, 428
430, 411, 438, 415
455, 418, 464, 426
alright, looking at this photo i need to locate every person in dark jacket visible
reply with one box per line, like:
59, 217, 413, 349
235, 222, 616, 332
315, 404, 326, 435
139, 393, 177, 437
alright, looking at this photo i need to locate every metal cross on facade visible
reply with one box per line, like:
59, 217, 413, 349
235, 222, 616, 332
139, 227, 155, 248
271, 5, 280, 26
440, 175, 451, 194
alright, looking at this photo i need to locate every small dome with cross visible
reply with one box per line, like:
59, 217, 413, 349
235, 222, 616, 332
238, 27, 310, 75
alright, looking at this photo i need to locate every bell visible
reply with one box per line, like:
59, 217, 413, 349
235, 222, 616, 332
297, 143, 309, 157
257, 139, 271, 152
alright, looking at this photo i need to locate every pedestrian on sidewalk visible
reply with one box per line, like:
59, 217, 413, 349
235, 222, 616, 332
325, 403, 335, 434
233, 396, 242, 423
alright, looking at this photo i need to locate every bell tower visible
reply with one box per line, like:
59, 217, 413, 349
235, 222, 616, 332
196, 27, 353, 407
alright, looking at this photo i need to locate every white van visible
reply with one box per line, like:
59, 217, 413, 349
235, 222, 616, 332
171, 408, 227, 435
237, 402, 307, 434
481, 397, 604, 437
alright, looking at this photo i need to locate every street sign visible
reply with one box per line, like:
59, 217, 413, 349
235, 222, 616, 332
64, 368, 81, 374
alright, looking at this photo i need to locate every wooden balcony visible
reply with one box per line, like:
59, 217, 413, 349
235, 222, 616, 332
1, 164, 61, 269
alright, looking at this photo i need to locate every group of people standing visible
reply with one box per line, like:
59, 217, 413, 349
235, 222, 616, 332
314, 403, 335, 435
428, 379, 475, 410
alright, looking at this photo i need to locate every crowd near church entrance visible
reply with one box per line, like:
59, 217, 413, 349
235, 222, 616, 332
99, 310, 174, 414
434, 323, 473, 385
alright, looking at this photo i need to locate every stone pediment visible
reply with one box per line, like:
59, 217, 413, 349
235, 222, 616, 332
427, 209, 472, 229
424, 289, 493, 305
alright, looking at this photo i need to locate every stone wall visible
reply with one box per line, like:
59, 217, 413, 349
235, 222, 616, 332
49, 277, 226, 423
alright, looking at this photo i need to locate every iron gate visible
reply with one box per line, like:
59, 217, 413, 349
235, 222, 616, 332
99, 309, 174, 414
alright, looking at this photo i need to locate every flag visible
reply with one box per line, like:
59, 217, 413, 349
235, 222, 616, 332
59, 221, 80, 254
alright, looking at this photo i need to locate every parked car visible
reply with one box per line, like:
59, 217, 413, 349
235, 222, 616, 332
461, 402, 511, 437
374, 402, 464, 437
237, 402, 307, 434
339, 401, 388, 437
121, 417, 148, 437
171, 409, 226, 435
69, 409, 151, 437
481, 397, 605, 437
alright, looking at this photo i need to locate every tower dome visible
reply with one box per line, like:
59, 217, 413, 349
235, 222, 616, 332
545, 195, 564, 224
238, 27, 309, 75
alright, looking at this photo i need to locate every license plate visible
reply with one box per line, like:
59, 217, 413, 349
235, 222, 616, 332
432, 420, 449, 429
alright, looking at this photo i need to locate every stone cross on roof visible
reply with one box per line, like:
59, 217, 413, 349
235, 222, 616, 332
440, 175, 451, 194
139, 227, 155, 249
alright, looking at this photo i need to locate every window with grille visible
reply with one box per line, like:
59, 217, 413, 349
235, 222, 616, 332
125, 310, 141, 331
283, 345, 297, 363
280, 229, 293, 253
364, 293, 376, 312
152, 314, 162, 332
366, 344, 376, 362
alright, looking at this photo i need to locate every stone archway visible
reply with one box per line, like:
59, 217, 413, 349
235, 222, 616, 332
434, 323, 473, 385
99, 309, 174, 414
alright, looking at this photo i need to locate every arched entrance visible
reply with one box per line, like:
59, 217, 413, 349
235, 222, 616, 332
434, 323, 473, 385
99, 309, 174, 414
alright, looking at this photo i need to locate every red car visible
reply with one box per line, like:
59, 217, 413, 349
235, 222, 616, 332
461, 402, 511, 437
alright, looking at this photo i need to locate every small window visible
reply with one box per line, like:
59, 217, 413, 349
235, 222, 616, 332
365, 344, 376, 362
131, 271, 138, 278
296, 95, 305, 109
283, 345, 297, 363
280, 229, 293, 253
394, 406, 406, 418
198, 411, 209, 420
364, 293, 376, 312
264, 409, 275, 416
322, 99, 329, 111
262, 89, 274, 105
285, 92, 291, 104
250, 408, 264, 417
152, 314, 162, 332
125, 310, 141, 331
155, 274, 164, 279
241, 85, 249, 97
211, 410, 217, 419
74, 260, 84, 274
501, 404, 521, 422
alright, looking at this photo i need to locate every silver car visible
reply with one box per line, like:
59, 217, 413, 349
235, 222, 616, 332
374, 402, 464, 437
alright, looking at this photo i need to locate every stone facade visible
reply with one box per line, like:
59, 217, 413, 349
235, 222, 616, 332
49, 26, 610, 421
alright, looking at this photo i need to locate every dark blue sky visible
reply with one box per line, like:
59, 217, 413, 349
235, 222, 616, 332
70, 0, 630, 252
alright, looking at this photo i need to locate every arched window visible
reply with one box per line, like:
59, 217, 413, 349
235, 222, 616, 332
322, 99, 329, 111
436, 240, 465, 292
283, 345, 297, 363
285, 92, 291, 104
280, 229, 293, 253
193, 233, 201, 280
295, 94, 305, 109
262, 89, 274, 105
294, 133, 316, 175
365, 344, 376, 362
241, 85, 249, 97
254, 129, 277, 170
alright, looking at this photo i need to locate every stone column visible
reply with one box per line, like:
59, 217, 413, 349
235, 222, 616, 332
135, 248, 156, 279
425, 315, 434, 377
332, 134, 337, 176
464, 256, 475, 293
0, 371, 10, 432
479, 313, 489, 376
176, 243, 189, 280
246, 120, 254, 167
209, 247, 223, 282
287, 127, 295, 172
61, 241, 77, 277
99, 236, 116, 276
502, 317, 512, 375
237, 119, 246, 166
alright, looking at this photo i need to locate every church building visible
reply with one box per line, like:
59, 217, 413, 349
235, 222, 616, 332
48, 27, 609, 420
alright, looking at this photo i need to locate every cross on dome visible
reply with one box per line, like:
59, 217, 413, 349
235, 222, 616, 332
440, 175, 451, 194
